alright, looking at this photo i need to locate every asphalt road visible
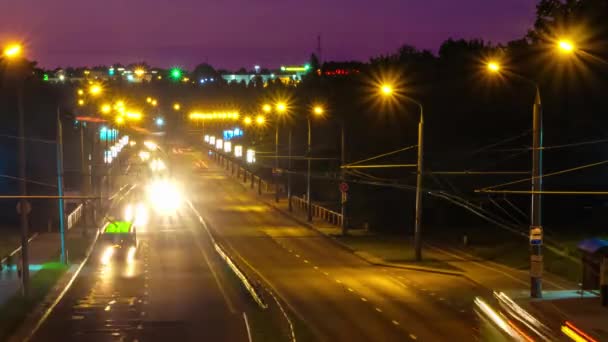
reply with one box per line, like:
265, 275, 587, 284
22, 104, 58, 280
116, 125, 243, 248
30, 183, 249, 341
184, 150, 486, 341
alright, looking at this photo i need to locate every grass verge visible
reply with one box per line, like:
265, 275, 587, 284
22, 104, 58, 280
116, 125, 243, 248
0, 262, 68, 340
336, 234, 461, 271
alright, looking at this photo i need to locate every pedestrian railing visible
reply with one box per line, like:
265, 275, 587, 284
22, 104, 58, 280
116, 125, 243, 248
67, 204, 83, 230
291, 195, 343, 227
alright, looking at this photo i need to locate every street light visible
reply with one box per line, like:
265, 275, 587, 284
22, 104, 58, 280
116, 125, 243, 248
173, 103, 181, 111
485, 62, 543, 299
89, 84, 102, 96
557, 39, 575, 54
379, 83, 425, 262
146, 97, 152, 103
487, 61, 501, 73
305, 105, 325, 222
255, 115, 266, 125
78, 99, 85, 106
273, 102, 288, 202
3, 43, 22, 58
101, 104, 112, 114
243, 116, 253, 125
151, 99, 158, 107
262, 104, 272, 113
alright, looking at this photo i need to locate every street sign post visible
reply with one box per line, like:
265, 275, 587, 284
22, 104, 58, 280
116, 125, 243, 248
16, 200, 31, 215
341, 192, 348, 204
339, 182, 349, 193
530, 226, 542, 245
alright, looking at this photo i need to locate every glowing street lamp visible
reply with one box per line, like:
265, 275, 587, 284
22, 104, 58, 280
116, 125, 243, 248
262, 104, 272, 113
380, 84, 393, 96
557, 39, 575, 54
146, 97, 152, 103
276, 102, 287, 114
256, 115, 265, 125
89, 84, 102, 96
313, 105, 324, 116
173, 103, 181, 111
101, 104, 112, 114
151, 99, 158, 107
115, 116, 125, 125
243, 116, 253, 125
3, 43, 22, 59
78, 99, 85, 106
134, 68, 145, 77
77, 89, 84, 96
487, 61, 501, 73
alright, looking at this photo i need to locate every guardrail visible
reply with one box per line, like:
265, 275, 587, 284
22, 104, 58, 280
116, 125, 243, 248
67, 204, 83, 230
291, 195, 344, 227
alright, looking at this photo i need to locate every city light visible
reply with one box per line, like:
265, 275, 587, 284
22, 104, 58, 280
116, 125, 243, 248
204, 135, 210, 143
189, 111, 240, 121
2, 43, 22, 58
235, 145, 243, 158
210, 136, 216, 145
144, 141, 158, 151
126, 112, 142, 120
151, 99, 158, 106
170, 67, 183, 81
173, 103, 181, 111
246, 149, 256, 164
115, 116, 125, 124
487, 61, 501, 73
77, 89, 84, 96
78, 99, 85, 106
224, 141, 232, 153
216, 139, 223, 150
156, 117, 164, 126
262, 104, 272, 113
134, 68, 145, 77
146, 97, 152, 103
146, 179, 182, 214
243, 116, 253, 125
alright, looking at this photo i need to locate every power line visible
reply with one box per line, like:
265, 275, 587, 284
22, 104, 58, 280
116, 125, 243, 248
481, 159, 608, 190
344, 145, 417, 167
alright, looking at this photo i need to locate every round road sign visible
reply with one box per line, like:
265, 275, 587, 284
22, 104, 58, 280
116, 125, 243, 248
339, 182, 349, 193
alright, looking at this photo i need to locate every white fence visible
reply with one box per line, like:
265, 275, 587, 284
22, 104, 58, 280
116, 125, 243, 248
67, 204, 83, 230
291, 196, 344, 227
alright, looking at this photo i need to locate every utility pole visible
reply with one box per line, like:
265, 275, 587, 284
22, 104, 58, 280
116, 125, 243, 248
530, 87, 543, 298
56, 108, 66, 264
413, 104, 424, 262
16, 75, 29, 297
306, 117, 313, 222
275, 123, 280, 202
288, 129, 293, 212
340, 122, 347, 234
80, 123, 88, 237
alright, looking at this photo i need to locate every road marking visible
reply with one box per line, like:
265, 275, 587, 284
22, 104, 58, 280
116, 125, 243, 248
348, 288, 354, 292
104, 305, 111, 311
335, 279, 342, 284
439, 297, 445, 301
295, 254, 300, 258
375, 307, 382, 313
313, 266, 318, 270
303, 259, 309, 263
392, 320, 400, 325
360, 297, 367, 302
243, 312, 253, 342
409, 334, 417, 340
71, 315, 84, 320
323, 272, 329, 276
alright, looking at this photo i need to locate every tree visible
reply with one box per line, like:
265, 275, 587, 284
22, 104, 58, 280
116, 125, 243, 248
192, 63, 218, 80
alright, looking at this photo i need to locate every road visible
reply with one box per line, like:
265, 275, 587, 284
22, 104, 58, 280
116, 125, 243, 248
183, 149, 486, 341
30, 178, 249, 341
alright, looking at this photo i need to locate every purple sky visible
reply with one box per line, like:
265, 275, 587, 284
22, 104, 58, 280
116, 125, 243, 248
0, 0, 537, 70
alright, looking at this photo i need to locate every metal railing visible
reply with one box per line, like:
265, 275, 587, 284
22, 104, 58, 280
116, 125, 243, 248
291, 195, 343, 227
67, 204, 83, 230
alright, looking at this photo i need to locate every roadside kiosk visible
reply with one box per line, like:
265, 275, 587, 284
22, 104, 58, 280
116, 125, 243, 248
577, 238, 608, 306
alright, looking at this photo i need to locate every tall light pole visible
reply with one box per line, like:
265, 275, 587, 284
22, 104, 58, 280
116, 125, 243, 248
381, 84, 425, 261
306, 105, 325, 222
272, 103, 287, 202
56, 108, 66, 264
486, 61, 544, 298
340, 121, 347, 234
4, 43, 30, 296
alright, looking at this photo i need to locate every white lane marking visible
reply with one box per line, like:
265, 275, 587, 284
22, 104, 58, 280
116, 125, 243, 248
347, 288, 354, 292
392, 320, 400, 325
375, 307, 382, 313
409, 334, 417, 340
303, 260, 309, 264
323, 272, 329, 276
243, 312, 253, 342
313, 266, 319, 270
335, 279, 342, 284
295, 254, 300, 258
360, 297, 367, 302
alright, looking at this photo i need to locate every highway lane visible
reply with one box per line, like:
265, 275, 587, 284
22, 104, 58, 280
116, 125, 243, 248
183, 151, 484, 341
30, 187, 249, 342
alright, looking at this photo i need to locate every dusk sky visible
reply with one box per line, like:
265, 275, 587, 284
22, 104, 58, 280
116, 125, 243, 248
1, 0, 537, 70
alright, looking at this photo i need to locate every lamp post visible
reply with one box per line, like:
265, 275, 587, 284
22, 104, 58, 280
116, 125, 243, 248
380, 84, 425, 261
305, 105, 325, 222
3, 43, 30, 296
486, 61, 544, 298
271, 103, 287, 202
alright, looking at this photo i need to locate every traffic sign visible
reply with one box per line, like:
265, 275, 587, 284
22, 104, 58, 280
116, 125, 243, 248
530, 226, 542, 245
16, 201, 32, 215
339, 182, 349, 193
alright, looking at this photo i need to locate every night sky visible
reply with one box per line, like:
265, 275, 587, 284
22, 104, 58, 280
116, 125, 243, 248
1, 0, 536, 69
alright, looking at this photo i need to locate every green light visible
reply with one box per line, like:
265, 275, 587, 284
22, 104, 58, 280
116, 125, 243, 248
104, 221, 132, 234
304, 64, 310, 70
283, 66, 307, 72
43, 74, 49, 81
170, 67, 183, 80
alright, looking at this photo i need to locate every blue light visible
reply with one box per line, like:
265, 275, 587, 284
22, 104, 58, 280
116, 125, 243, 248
108, 68, 115, 76
127, 74, 134, 82
156, 117, 164, 126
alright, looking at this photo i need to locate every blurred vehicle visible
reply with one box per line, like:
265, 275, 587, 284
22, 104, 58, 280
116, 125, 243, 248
100, 221, 138, 263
